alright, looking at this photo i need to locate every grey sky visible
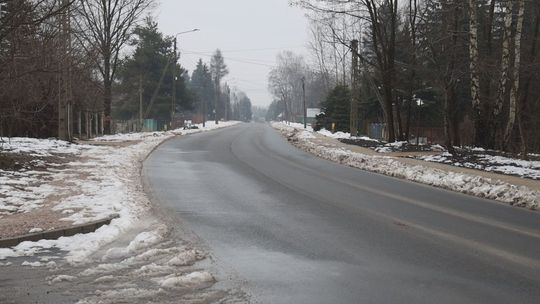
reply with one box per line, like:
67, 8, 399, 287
156, 0, 309, 107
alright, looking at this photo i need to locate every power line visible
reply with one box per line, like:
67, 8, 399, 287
182, 51, 277, 68
182, 46, 306, 54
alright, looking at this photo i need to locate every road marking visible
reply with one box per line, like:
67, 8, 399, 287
249, 134, 540, 241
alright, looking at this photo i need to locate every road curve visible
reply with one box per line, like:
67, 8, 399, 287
143, 122, 540, 304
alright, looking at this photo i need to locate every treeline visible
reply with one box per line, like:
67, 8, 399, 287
0, 0, 252, 139
274, 0, 539, 156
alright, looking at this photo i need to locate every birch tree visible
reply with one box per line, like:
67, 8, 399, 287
503, 0, 525, 148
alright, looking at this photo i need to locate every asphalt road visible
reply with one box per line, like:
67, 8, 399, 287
143, 122, 540, 304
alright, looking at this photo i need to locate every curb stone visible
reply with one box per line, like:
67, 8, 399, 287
0, 214, 119, 248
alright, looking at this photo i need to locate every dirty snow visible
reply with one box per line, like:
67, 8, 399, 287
0, 121, 240, 264
273, 122, 540, 209
158, 271, 215, 288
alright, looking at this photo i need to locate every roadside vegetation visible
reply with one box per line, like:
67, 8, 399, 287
267, 0, 540, 159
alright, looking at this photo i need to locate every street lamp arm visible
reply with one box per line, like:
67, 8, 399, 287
174, 29, 200, 38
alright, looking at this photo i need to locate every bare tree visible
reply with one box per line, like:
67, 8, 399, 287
73, 0, 153, 134
268, 51, 308, 122
0, 0, 74, 45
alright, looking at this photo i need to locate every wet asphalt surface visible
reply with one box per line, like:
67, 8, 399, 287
143, 122, 540, 304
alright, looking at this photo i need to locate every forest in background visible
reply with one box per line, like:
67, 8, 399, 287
0, 0, 252, 140
266, 0, 539, 156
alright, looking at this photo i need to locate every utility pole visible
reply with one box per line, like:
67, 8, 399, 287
170, 29, 199, 128
202, 85, 207, 127
139, 75, 143, 131
350, 39, 360, 137
225, 85, 230, 121
302, 77, 307, 129
58, 0, 72, 141
171, 38, 177, 129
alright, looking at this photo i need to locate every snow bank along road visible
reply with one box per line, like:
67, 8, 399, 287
0, 121, 245, 304
144, 122, 540, 304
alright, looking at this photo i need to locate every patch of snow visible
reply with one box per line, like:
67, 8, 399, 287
126, 227, 166, 252
298, 131, 316, 139
29, 228, 44, 233
48, 275, 76, 284
317, 129, 350, 139
21, 261, 42, 267
80, 262, 129, 276
374, 141, 408, 153
133, 263, 176, 276
93, 275, 116, 284
158, 271, 214, 288
166, 249, 202, 266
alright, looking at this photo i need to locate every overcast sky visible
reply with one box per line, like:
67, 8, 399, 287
155, 0, 310, 107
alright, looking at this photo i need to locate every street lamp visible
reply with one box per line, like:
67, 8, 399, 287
171, 29, 200, 128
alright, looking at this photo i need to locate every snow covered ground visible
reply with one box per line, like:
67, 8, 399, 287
273, 122, 539, 210
0, 121, 240, 262
0, 121, 242, 302
418, 151, 540, 180
280, 122, 539, 180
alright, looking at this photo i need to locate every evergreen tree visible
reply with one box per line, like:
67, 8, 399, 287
322, 85, 351, 132
114, 18, 192, 121
190, 59, 214, 122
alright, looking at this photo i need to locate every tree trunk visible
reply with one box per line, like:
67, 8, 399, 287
518, 3, 540, 158
468, 0, 481, 117
395, 97, 403, 140
383, 79, 396, 142
503, 0, 525, 148
405, 0, 418, 141
103, 57, 112, 134
444, 87, 456, 154
494, 1, 513, 119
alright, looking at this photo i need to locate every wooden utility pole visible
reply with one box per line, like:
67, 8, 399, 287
139, 75, 143, 131
302, 77, 307, 129
350, 39, 360, 137
202, 86, 207, 127
58, 0, 72, 141
225, 86, 230, 121
171, 38, 177, 129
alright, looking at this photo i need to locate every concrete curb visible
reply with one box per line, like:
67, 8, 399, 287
0, 214, 119, 248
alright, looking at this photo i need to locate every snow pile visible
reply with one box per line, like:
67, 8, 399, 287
93, 121, 239, 142
317, 129, 350, 139
273, 122, 540, 209
158, 271, 215, 288
75, 238, 212, 302
298, 130, 316, 139
0, 121, 241, 264
278, 122, 313, 132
